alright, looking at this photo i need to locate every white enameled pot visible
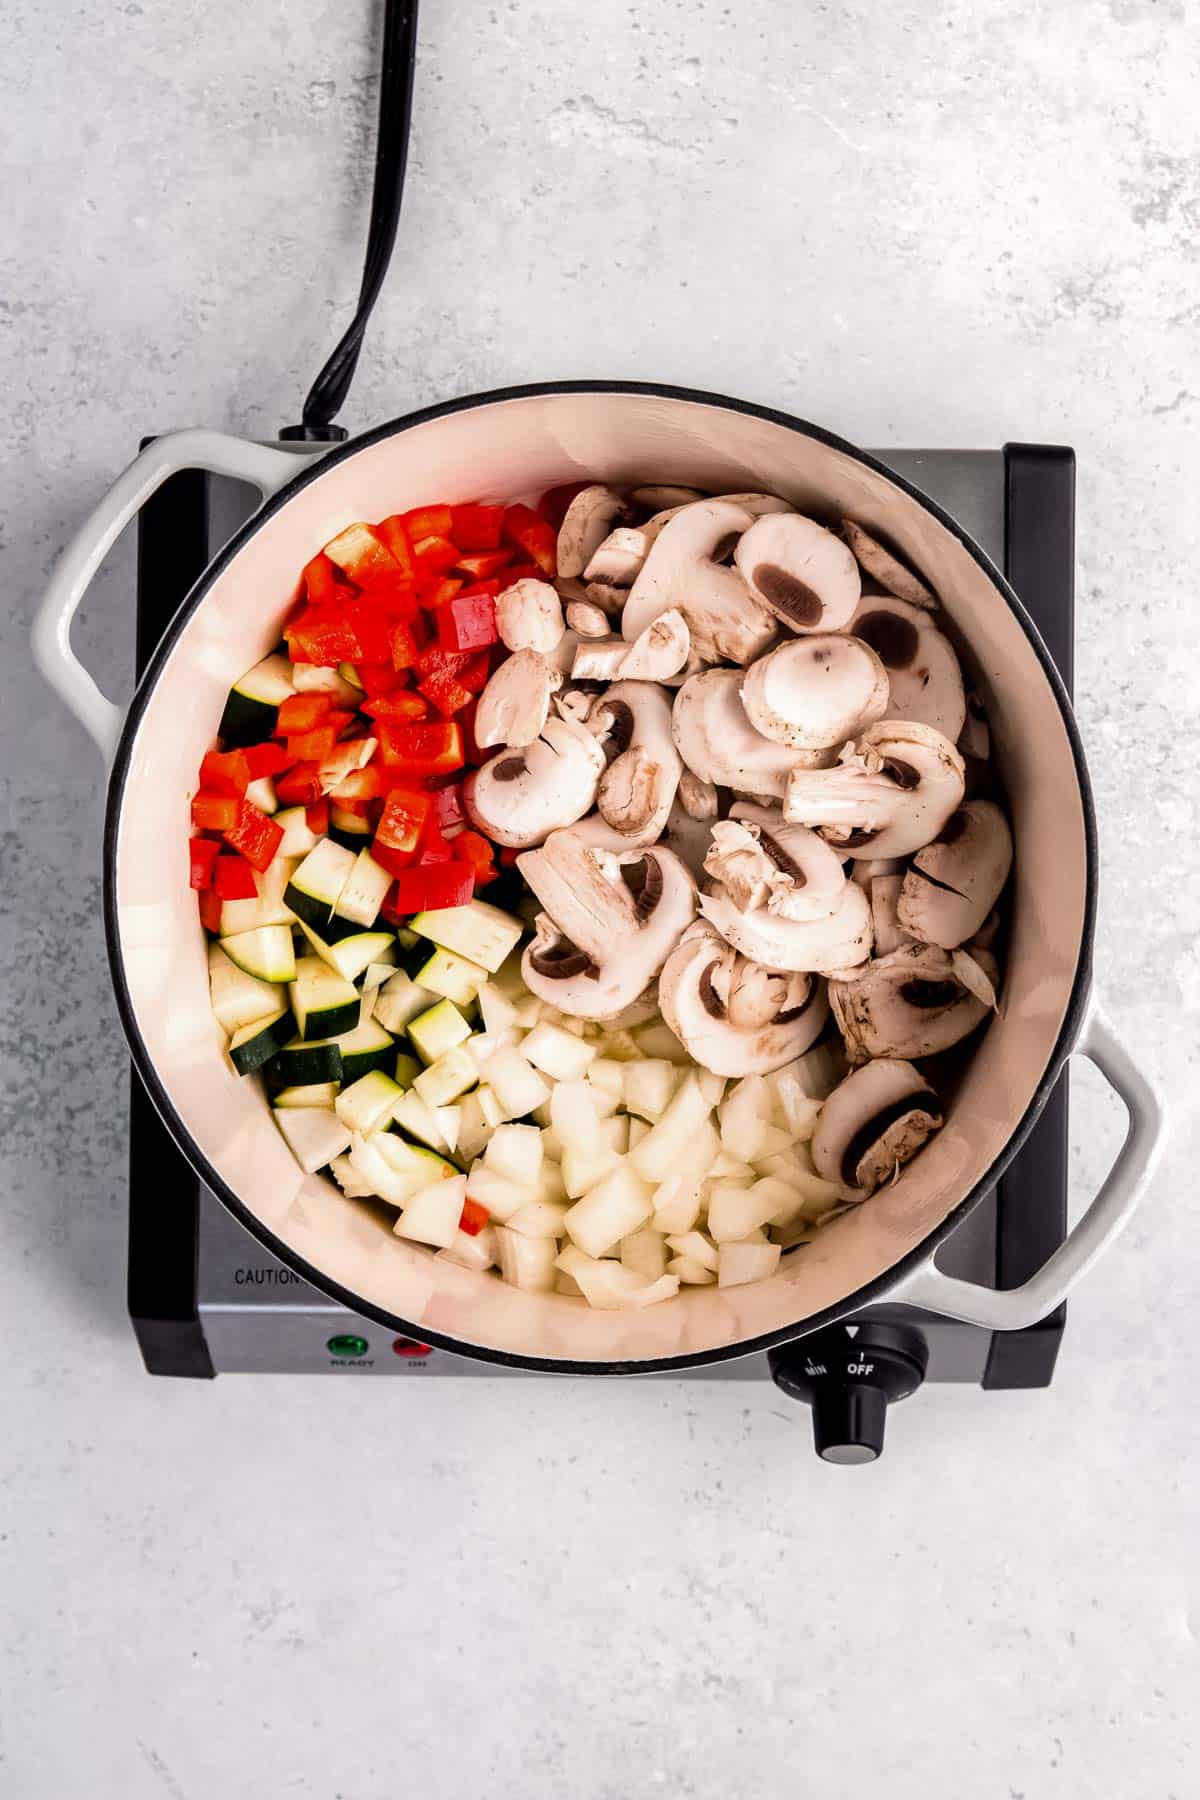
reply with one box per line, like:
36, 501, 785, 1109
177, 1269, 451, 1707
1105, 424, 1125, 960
35, 384, 1164, 1371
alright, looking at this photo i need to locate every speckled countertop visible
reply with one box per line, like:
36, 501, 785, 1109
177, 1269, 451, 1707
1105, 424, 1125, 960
2, 2, 1196, 1795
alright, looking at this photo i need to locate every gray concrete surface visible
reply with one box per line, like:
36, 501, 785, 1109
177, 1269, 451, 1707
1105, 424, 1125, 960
2, 1, 1196, 1795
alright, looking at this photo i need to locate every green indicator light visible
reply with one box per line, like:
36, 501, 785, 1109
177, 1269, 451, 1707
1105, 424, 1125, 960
327, 1333, 369, 1359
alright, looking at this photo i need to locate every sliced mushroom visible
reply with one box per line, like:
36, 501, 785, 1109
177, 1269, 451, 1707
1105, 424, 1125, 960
897, 800, 1013, 948
620, 608, 691, 681
622, 500, 777, 666
783, 720, 966, 859
630, 484, 705, 513
678, 771, 718, 821
565, 600, 612, 639
959, 689, 991, 761
557, 486, 631, 580
585, 581, 629, 615
583, 526, 648, 588
571, 637, 633, 681
588, 680, 682, 847
699, 877, 872, 976
710, 801, 848, 923
463, 710, 605, 848
740, 634, 890, 750
840, 519, 936, 610
850, 855, 907, 891
496, 578, 565, 654
848, 594, 965, 743
672, 668, 800, 800
869, 874, 914, 956
659, 924, 829, 1076
733, 512, 861, 635
828, 941, 997, 1064
474, 650, 562, 749
517, 834, 697, 1018
811, 1058, 944, 1199
710, 493, 795, 517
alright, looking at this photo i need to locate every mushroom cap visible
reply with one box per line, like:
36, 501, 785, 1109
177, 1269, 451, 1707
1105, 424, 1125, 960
620, 608, 691, 681
828, 941, 995, 1064
740, 634, 890, 749
898, 799, 1013, 948
462, 710, 605, 848
583, 525, 648, 588
496, 578, 566, 654
847, 594, 966, 744
699, 875, 873, 976
840, 519, 936, 609
517, 835, 697, 1018
710, 801, 849, 923
672, 668, 801, 798
556, 486, 631, 580
621, 500, 778, 666
811, 1058, 944, 1198
587, 679, 682, 847
565, 600, 612, 640
473, 649, 562, 749
733, 512, 861, 635
659, 924, 829, 1076
783, 719, 966, 859
630, 485, 705, 512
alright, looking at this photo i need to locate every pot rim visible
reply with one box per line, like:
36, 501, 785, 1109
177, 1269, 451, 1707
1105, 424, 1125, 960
103, 379, 1098, 1373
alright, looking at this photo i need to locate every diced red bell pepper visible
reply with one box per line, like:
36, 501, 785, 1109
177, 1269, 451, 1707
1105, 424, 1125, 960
455, 828, 498, 885
375, 785, 433, 863
416, 817, 455, 865
275, 763, 324, 806
435, 592, 497, 654
386, 861, 475, 916
329, 764, 387, 803
499, 561, 543, 585
498, 845, 521, 867
429, 782, 465, 833
404, 503, 453, 541
223, 799, 284, 872
455, 578, 504, 602
213, 854, 260, 901
199, 749, 252, 795
451, 503, 505, 551
285, 604, 362, 667
357, 661, 407, 699
286, 726, 338, 764
376, 514, 418, 581
242, 741, 293, 780
503, 504, 557, 576
302, 551, 341, 606
189, 837, 221, 890
537, 481, 591, 531
454, 548, 513, 581
191, 791, 240, 832
198, 886, 223, 933
457, 651, 492, 694
389, 619, 421, 671
418, 575, 464, 610
458, 701, 495, 768
418, 668, 474, 718
322, 521, 400, 587
331, 795, 376, 818
362, 690, 429, 722
458, 1197, 490, 1237
275, 693, 332, 736
346, 602, 396, 666
413, 533, 460, 577
305, 797, 330, 835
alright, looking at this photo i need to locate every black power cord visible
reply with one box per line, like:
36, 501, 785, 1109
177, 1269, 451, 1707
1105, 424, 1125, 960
282, 0, 420, 442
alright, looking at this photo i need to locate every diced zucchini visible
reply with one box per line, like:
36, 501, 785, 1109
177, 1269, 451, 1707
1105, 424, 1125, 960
393, 1176, 468, 1249
328, 806, 373, 850
219, 857, 298, 937
334, 848, 392, 928
412, 1045, 478, 1107
410, 945, 490, 1007
394, 1051, 421, 1089
267, 1034, 344, 1085
244, 775, 277, 815
218, 653, 295, 747
376, 1134, 459, 1186
272, 1081, 340, 1108
288, 955, 360, 1041
208, 941, 284, 1036
332, 1016, 395, 1084
297, 919, 396, 983
228, 1007, 294, 1076
337, 661, 365, 691
335, 1070, 404, 1135
285, 838, 357, 930
392, 1088, 453, 1154
292, 663, 361, 704
274, 1107, 352, 1175
274, 806, 321, 859
221, 925, 296, 984
408, 999, 473, 1066
373, 969, 435, 1035
409, 899, 524, 974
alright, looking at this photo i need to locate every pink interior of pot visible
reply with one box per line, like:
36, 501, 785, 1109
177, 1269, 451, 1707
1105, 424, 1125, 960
112, 391, 1088, 1363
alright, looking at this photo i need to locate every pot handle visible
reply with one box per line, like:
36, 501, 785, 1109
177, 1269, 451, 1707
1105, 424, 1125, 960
32, 429, 302, 763
890, 996, 1165, 1330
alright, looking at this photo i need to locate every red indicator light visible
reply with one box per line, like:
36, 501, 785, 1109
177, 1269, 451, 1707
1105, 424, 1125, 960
392, 1337, 432, 1358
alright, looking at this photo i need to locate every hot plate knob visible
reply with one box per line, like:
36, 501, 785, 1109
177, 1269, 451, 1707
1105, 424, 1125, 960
768, 1321, 929, 1464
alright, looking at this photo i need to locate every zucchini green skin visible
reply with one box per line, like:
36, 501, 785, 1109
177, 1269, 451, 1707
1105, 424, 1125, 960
229, 1009, 295, 1076
267, 1038, 344, 1085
